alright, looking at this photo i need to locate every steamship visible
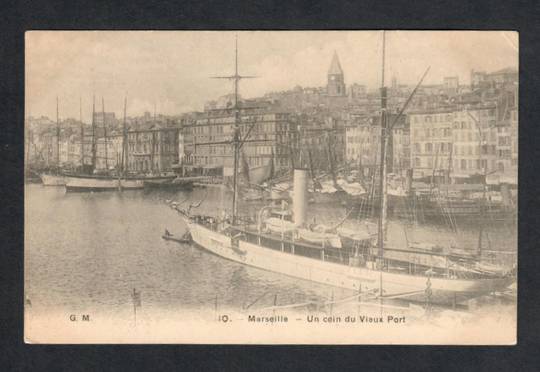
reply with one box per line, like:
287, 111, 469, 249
177, 34, 514, 306
180, 169, 513, 305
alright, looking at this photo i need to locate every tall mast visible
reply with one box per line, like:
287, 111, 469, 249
374, 34, 429, 266
56, 96, 60, 168
122, 96, 127, 175
326, 131, 338, 188
91, 95, 97, 170
102, 97, 108, 170
377, 31, 388, 264
80, 96, 84, 167
232, 36, 240, 224
211, 35, 256, 224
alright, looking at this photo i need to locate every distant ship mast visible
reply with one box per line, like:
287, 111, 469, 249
377, 31, 388, 268
91, 95, 97, 171
102, 97, 108, 171
121, 95, 127, 176
80, 97, 84, 168
56, 96, 60, 169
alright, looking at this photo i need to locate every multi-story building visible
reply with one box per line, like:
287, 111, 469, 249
95, 133, 123, 170
348, 83, 366, 100
471, 67, 518, 90
180, 104, 297, 177
345, 117, 371, 165
345, 113, 409, 174
486, 67, 518, 88
409, 109, 454, 181
452, 105, 498, 181
390, 115, 410, 173
59, 138, 69, 165
299, 115, 345, 172
471, 70, 488, 89
38, 131, 60, 167
93, 111, 118, 127
443, 76, 459, 96
127, 124, 180, 173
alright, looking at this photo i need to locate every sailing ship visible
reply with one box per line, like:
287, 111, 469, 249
64, 96, 175, 192
177, 34, 514, 306
40, 97, 66, 186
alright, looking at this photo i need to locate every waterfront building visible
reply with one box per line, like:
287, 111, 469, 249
409, 108, 454, 181
345, 113, 409, 175
37, 131, 59, 168
391, 115, 411, 173
127, 124, 180, 173
345, 116, 376, 167
451, 105, 498, 181
59, 137, 69, 165
299, 115, 346, 171
180, 103, 297, 177
95, 132, 123, 170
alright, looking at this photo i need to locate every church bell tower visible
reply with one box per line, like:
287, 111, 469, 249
327, 51, 346, 97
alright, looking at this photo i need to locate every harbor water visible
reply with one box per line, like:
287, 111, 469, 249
25, 184, 517, 329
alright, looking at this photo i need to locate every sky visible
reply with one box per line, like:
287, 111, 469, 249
25, 31, 518, 122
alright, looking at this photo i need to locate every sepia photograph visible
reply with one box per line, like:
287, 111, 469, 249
24, 30, 518, 344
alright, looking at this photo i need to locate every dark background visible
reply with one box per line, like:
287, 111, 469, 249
1, 0, 539, 370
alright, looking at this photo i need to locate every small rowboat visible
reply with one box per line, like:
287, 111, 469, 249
161, 230, 192, 244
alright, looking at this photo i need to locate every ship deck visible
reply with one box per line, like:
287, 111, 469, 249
189, 215, 508, 281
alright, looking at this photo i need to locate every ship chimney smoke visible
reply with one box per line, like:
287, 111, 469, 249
293, 168, 308, 227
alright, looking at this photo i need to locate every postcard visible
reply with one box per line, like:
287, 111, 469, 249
24, 30, 517, 344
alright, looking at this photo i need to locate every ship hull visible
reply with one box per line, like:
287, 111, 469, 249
64, 174, 175, 192
185, 220, 513, 305
40, 173, 66, 186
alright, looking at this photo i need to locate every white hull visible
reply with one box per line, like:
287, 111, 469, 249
186, 220, 513, 305
40, 173, 66, 186
64, 175, 175, 192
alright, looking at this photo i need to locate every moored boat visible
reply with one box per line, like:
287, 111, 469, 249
40, 172, 66, 186
64, 173, 176, 192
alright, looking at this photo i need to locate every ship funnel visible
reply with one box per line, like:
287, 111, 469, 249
293, 168, 308, 227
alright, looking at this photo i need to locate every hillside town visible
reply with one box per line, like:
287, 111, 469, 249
25, 52, 518, 186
